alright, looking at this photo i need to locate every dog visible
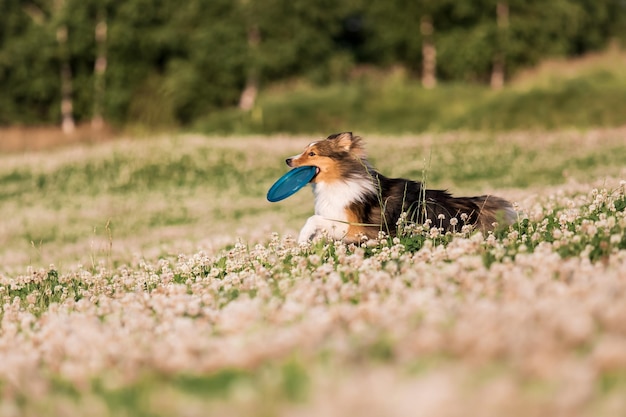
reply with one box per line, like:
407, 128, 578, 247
286, 132, 516, 243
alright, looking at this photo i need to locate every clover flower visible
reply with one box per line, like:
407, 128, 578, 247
0, 178, 625, 416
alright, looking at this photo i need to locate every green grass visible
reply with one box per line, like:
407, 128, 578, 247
39, 363, 307, 417
1, 129, 624, 271
195, 50, 626, 135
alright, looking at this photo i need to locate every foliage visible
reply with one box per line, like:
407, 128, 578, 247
197, 61, 626, 134
0, 0, 625, 128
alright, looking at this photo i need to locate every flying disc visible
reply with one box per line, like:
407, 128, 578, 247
267, 165, 317, 202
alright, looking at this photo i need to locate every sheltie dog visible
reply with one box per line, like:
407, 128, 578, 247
286, 132, 516, 243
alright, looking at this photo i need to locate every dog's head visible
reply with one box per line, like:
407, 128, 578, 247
285, 132, 367, 183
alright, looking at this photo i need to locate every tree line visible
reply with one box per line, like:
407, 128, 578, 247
0, 0, 624, 132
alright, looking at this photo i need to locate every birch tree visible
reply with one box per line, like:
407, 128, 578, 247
491, 1, 509, 90
238, 0, 260, 111
24, 0, 75, 134
420, 15, 436, 88
92, 7, 107, 131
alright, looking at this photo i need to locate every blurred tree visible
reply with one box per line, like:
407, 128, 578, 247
491, 1, 509, 89
357, 0, 425, 70
0, 0, 56, 124
434, 1, 495, 82
158, 0, 246, 125
0, 0, 624, 129
569, 0, 626, 53
0, 0, 104, 127
420, 1, 437, 88
252, 0, 354, 83
53, 0, 76, 134
106, 0, 192, 126
237, 1, 260, 111
505, 0, 585, 72
92, 5, 107, 131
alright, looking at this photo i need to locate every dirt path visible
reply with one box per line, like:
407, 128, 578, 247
0, 125, 114, 152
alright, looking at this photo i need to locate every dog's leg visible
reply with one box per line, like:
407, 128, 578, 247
298, 215, 349, 243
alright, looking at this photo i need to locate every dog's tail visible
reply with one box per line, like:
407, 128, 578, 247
468, 195, 517, 232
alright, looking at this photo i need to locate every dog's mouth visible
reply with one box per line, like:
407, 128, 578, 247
311, 166, 320, 182
286, 160, 319, 182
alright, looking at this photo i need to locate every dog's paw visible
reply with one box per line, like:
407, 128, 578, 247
298, 215, 322, 243
298, 215, 349, 243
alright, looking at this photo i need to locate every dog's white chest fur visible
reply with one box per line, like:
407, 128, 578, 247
297, 179, 376, 242
312, 182, 347, 221
313, 179, 375, 218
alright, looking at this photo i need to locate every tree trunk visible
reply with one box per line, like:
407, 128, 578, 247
420, 15, 436, 89
491, 1, 509, 90
56, 24, 75, 134
238, 24, 260, 111
25, 1, 75, 133
92, 10, 107, 131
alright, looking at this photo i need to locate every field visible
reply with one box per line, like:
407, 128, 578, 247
1, 128, 626, 416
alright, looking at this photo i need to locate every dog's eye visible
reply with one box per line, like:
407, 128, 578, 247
308, 152, 316, 157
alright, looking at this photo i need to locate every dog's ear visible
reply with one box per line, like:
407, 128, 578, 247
327, 132, 354, 152
326, 132, 366, 157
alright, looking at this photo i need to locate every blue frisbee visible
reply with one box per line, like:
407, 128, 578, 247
267, 165, 317, 202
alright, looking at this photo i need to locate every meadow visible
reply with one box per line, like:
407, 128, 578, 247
198, 48, 626, 135
0, 128, 625, 416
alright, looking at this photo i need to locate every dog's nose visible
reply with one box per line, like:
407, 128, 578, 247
286, 158, 293, 167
